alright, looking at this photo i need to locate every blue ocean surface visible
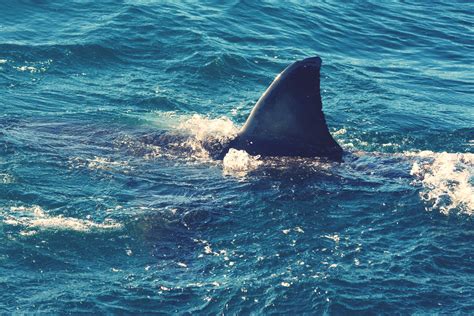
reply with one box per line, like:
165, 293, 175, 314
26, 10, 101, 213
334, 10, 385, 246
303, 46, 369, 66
1, 0, 473, 314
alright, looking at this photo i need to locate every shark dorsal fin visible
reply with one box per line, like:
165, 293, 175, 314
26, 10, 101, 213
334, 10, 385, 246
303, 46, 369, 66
228, 56, 343, 160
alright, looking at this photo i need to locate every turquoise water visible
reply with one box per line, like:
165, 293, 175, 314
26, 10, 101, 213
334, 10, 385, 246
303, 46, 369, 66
1, 1, 473, 313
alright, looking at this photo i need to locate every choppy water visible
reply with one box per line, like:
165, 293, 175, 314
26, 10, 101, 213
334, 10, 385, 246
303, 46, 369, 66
1, 1, 473, 314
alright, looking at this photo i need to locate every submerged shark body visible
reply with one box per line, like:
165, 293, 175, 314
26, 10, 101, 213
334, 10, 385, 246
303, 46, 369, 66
220, 56, 343, 161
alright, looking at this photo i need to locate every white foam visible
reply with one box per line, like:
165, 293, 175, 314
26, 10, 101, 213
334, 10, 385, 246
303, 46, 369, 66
70, 156, 132, 172
175, 114, 239, 160
409, 151, 474, 215
3, 205, 122, 234
0, 173, 14, 184
13, 60, 51, 73
146, 113, 240, 161
323, 234, 340, 243
223, 148, 262, 176
15, 65, 39, 73
177, 114, 238, 144
333, 128, 347, 136
86, 156, 129, 171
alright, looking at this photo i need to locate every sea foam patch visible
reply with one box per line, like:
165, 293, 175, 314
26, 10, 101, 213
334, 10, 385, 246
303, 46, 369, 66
177, 114, 239, 160
0, 173, 14, 184
70, 156, 132, 173
2, 205, 122, 235
409, 151, 474, 215
177, 114, 238, 144
223, 148, 262, 176
145, 113, 239, 161
13, 59, 52, 73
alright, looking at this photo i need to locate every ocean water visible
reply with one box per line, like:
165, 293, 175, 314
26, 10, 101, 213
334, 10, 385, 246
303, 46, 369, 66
1, 0, 473, 313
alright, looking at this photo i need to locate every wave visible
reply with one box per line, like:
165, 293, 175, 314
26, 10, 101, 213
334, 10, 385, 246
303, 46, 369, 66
1, 205, 122, 235
169, 115, 474, 215
6, 109, 467, 217
120, 113, 238, 161
0, 43, 122, 72
120, 113, 473, 217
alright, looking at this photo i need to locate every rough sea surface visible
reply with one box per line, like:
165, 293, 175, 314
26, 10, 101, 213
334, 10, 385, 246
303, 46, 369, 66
1, 1, 473, 314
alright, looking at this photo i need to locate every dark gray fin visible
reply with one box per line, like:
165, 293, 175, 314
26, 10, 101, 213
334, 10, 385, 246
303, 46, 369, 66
223, 56, 343, 161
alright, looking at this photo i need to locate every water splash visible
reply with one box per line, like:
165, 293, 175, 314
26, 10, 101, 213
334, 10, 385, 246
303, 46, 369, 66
177, 114, 238, 144
223, 148, 262, 176
139, 113, 240, 161
409, 151, 474, 215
